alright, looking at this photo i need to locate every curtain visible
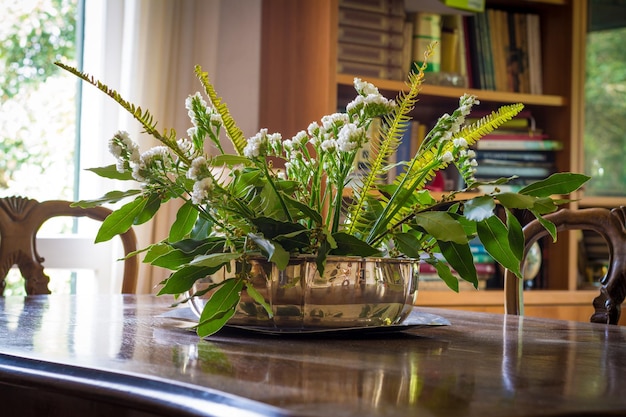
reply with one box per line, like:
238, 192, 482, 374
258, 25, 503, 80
79, 0, 260, 293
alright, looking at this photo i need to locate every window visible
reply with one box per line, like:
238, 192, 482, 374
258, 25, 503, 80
1, 0, 123, 295
584, 0, 626, 196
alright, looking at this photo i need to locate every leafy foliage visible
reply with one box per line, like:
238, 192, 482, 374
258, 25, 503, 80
59, 47, 589, 337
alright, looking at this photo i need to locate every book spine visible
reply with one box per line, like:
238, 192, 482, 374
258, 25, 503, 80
336, 60, 404, 80
474, 164, 552, 178
411, 12, 441, 73
339, 8, 406, 33
338, 26, 405, 50
339, 0, 405, 16
338, 42, 404, 66
475, 150, 554, 163
475, 140, 563, 151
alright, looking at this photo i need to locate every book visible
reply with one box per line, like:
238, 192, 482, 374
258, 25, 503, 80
411, 12, 441, 72
474, 164, 552, 179
337, 60, 405, 80
475, 150, 554, 163
338, 8, 406, 33
527, 13, 543, 94
338, 42, 404, 67
338, 26, 405, 50
474, 139, 563, 151
339, 0, 405, 16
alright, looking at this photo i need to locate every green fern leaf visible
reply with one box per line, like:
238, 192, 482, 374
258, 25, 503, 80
194, 66, 247, 156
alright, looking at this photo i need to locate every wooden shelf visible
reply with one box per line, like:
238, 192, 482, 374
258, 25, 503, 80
337, 73, 567, 106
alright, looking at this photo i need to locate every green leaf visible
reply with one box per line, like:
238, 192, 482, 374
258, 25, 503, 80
477, 216, 521, 277
531, 197, 560, 215
495, 192, 538, 210
519, 173, 590, 197
427, 259, 459, 292
245, 284, 273, 318
463, 196, 496, 221
393, 233, 422, 259
143, 242, 175, 264
190, 252, 242, 268
86, 165, 134, 180
71, 189, 142, 208
530, 211, 558, 242
95, 196, 148, 242
413, 211, 468, 244
282, 194, 323, 225
438, 241, 478, 288
134, 193, 161, 225
209, 154, 252, 166
505, 209, 524, 262
197, 278, 245, 337
158, 265, 222, 295
191, 217, 212, 240
169, 201, 199, 242
248, 234, 290, 270
330, 232, 381, 257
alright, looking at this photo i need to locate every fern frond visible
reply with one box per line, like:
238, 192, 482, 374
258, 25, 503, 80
55, 62, 169, 143
54, 62, 192, 163
344, 58, 428, 236
194, 66, 247, 156
366, 103, 524, 245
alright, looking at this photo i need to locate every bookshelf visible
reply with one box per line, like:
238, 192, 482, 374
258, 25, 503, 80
259, 0, 625, 323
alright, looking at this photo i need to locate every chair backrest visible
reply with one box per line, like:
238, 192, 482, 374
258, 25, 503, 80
0, 196, 138, 294
504, 207, 626, 324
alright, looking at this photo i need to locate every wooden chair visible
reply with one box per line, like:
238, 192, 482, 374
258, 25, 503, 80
0, 196, 138, 295
504, 207, 626, 324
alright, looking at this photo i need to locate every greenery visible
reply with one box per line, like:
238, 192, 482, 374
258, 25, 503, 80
58, 46, 588, 337
584, 26, 626, 195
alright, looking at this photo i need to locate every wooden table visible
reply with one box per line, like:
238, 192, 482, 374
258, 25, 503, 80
0, 294, 624, 417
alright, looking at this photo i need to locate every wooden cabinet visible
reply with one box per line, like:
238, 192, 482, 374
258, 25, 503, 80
259, 0, 624, 323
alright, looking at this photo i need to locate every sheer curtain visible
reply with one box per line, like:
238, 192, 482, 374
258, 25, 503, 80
79, 0, 260, 293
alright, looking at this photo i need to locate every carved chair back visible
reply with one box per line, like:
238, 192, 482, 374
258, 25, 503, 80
0, 196, 138, 294
504, 207, 626, 324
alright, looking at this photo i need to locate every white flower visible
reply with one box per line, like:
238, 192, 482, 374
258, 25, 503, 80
442, 151, 454, 163
353, 77, 379, 95
292, 130, 308, 146
187, 156, 209, 180
320, 139, 337, 152
177, 138, 194, 155
337, 123, 363, 152
321, 113, 349, 131
453, 137, 468, 148
185, 92, 207, 111
244, 129, 268, 158
307, 122, 320, 136
191, 177, 214, 205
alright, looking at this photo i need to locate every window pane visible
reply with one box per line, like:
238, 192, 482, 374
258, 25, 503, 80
584, 4, 626, 196
1, 0, 82, 294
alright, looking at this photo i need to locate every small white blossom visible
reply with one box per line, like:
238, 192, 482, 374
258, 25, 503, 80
187, 156, 209, 180
320, 139, 337, 152
191, 177, 214, 205
442, 151, 454, 163
453, 137, 468, 148
353, 77, 379, 95
337, 123, 363, 152
244, 129, 268, 158
307, 122, 320, 136
292, 130, 308, 146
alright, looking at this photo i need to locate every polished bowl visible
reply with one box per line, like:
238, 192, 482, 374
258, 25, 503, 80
188, 255, 419, 329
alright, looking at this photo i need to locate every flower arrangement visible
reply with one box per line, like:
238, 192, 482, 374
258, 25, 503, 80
57, 47, 588, 337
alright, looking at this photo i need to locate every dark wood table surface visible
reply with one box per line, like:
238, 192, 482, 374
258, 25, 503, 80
0, 294, 625, 417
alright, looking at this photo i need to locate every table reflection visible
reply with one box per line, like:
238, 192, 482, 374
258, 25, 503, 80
1, 294, 625, 417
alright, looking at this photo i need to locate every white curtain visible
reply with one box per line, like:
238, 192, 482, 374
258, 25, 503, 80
79, 0, 260, 293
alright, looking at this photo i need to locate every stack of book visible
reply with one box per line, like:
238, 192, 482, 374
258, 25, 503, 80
466, 8, 543, 93
337, 0, 409, 81
469, 111, 562, 192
